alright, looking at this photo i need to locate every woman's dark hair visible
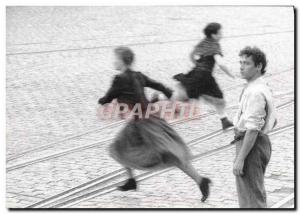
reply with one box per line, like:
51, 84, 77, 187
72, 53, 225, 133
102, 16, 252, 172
239, 46, 267, 75
114, 46, 135, 66
203, 22, 222, 38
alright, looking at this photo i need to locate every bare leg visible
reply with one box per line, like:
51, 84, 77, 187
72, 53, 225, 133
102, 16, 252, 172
151, 83, 190, 118
202, 95, 226, 118
176, 161, 212, 202
170, 83, 189, 102
176, 161, 203, 184
126, 167, 134, 178
202, 95, 233, 130
162, 153, 203, 184
151, 83, 189, 103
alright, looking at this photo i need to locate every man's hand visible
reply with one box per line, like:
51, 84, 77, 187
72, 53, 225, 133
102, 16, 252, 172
233, 158, 245, 176
233, 130, 259, 176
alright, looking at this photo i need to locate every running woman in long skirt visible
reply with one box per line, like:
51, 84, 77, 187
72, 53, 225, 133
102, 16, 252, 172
154, 22, 235, 130
98, 46, 211, 202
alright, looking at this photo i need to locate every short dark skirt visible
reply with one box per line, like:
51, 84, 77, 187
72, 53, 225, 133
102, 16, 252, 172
109, 115, 192, 170
173, 66, 223, 99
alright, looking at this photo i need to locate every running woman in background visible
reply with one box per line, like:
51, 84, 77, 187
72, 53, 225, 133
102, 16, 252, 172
154, 22, 235, 130
98, 46, 212, 202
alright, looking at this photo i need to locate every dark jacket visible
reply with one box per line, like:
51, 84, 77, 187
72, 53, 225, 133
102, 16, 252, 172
98, 69, 173, 108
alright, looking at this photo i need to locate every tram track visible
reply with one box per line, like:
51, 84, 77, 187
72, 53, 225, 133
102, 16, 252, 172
271, 193, 294, 208
26, 122, 294, 208
6, 11, 295, 209
6, 95, 294, 172
6, 67, 294, 163
7, 30, 293, 56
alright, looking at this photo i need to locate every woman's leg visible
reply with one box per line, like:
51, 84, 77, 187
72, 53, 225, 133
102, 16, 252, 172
202, 95, 226, 116
151, 83, 189, 102
126, 167, 134, 178
117, 167, 137, 191
177, 161, 203, 183
202, 95, 233, 130
175, 159, 211, 202
164, 151, 211, 202
170, 83, 189, 102
151, 83, 190, 119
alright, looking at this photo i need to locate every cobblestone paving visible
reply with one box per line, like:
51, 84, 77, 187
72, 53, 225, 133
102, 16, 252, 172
6, 98, 294, 208
73, 129, 294, 208
6, 6, 294, 156
6, 6, 294, 208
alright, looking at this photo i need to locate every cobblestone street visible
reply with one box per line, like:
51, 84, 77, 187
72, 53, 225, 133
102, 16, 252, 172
6, 6, 295, 209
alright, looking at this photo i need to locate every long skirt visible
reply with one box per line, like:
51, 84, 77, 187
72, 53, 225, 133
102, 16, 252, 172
109, 115, 192, 170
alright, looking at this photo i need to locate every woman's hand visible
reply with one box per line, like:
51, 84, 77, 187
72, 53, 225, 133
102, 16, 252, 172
98, 97, 105, 105
96, 104, 104, 120
190, 48, 199, 65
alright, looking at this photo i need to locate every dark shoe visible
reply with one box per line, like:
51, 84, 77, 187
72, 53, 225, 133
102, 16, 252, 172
221, 117, 234, 130
199, 177, 211, 202
173, 73, 184, 81
117, 178, 137, 191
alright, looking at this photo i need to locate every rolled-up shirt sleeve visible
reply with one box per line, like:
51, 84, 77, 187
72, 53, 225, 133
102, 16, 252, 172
243, 91, 267, 131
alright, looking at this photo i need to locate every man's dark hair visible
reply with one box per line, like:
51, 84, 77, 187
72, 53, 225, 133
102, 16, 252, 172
203, 22, 222, 38
114, 46, 135, 66
239, 46, 267, 75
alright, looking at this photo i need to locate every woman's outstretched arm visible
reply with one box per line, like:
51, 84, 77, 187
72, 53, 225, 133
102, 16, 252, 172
139, 73, 173, 99
214, 54, 235, 79
98, 76, 123, 104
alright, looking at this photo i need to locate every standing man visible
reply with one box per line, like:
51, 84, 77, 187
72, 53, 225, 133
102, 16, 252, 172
232, 46, 277, 208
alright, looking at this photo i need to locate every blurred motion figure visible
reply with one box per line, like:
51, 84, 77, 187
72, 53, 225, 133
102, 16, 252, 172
98, 46, 212, 202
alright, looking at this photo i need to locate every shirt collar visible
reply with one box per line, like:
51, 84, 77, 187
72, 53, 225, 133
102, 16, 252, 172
247, 76, 265, 88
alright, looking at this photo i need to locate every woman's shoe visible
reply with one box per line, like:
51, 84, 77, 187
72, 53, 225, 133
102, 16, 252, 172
117, 178, 137, 191
199, 177, 211, 202
173, 73, 184, 81
221, 117, 234, 130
